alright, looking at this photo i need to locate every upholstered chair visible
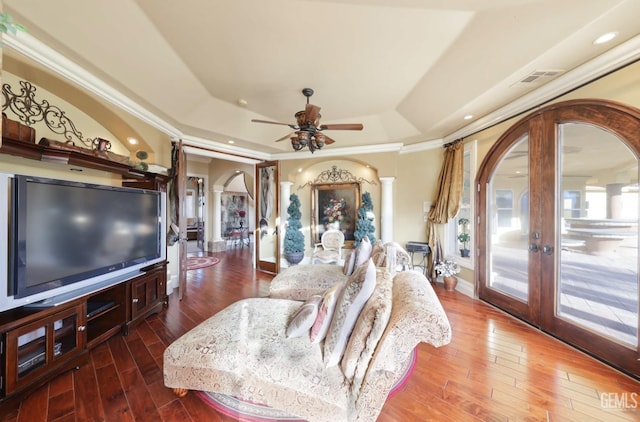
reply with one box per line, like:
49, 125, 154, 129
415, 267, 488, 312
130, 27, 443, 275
312, 229, 345, 264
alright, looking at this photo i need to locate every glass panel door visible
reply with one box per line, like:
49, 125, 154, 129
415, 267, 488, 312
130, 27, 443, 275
256, 161, 279, 273
479, 118, 543, 326
478, 100, 640, 378
556, 123, 638, 347
488, 136, 530, 302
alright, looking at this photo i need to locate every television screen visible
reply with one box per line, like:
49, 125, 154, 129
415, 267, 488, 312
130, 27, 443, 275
11, 175, 162, 299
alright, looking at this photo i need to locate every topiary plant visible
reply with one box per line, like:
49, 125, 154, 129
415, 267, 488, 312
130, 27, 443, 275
284, 193, 305, 264
354, 191, 376, 247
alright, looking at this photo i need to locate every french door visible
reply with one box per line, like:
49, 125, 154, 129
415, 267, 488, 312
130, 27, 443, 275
477, 99, 640, 378
255, 161, 280, 273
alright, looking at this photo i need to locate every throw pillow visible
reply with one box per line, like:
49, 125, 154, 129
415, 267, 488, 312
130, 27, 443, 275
354, 236, 372, 267
310, 282, 344, 344
323, 259, 377, 367
341, 268, 393, 391
343, 250, 356, 276
370, 239, 386, 267
285, 295, 322, 338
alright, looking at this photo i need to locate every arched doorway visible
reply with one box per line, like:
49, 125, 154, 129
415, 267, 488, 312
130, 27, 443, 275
477, 99, 640, 378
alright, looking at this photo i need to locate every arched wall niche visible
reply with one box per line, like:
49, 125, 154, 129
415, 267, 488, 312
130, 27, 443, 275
2, 49, 172, 167
289, 158, 381, 252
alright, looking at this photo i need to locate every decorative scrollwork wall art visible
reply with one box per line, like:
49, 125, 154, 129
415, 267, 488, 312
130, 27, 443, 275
299, 165, 377, 189
2, 80, 103, 149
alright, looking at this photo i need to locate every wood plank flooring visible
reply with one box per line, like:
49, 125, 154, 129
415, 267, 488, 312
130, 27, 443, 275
1, 246, 638, 421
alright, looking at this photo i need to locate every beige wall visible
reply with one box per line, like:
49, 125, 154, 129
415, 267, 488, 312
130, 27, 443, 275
395, 149, 443, 243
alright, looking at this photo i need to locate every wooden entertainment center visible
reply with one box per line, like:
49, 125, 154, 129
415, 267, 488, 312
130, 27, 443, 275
0, 134, 169, 409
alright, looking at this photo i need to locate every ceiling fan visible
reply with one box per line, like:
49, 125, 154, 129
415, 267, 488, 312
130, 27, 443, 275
251, 88, 363, 153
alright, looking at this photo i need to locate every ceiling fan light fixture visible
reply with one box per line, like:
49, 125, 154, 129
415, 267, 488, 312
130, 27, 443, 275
252, 87, 362, 153
291, 137, 303, 151
295, 110, 306, 126
298, 131, 310, 143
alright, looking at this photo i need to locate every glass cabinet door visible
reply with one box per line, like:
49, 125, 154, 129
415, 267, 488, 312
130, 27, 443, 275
5, 304, 83, 395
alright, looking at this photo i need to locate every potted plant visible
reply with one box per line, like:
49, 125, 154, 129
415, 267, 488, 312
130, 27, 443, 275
284, 193, 305, 265
434, 258, 460, 291
457, 218, 471, 257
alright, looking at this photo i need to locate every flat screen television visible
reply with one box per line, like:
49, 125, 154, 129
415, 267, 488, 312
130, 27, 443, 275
0, 173, 166, 311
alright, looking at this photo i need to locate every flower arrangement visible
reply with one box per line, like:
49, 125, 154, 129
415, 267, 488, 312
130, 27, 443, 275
434, 258, 460, 278
323, 197, 346, 225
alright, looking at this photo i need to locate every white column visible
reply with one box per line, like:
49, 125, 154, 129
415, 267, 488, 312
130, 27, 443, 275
379, 177, 395, 243
212, 189, 223, 241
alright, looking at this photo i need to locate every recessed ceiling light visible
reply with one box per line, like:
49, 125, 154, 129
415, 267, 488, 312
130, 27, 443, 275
593, 31, 618, 45
127, 137, 138, 145
228, 140, 235, 144
235, 170, 241, 173
298, 168, 302, 173
237, 99, 248, 106
463, 114, 473, 120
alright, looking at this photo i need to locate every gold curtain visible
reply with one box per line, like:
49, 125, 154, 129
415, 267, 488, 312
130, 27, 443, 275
426, 142, 464, 280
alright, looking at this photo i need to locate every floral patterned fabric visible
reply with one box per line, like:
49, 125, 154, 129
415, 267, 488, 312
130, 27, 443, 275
164, 271, 451, 422
269, 264, 347, 300
341, 268, 392, 394
323, 259, 377, 367
383, 242, 412, 269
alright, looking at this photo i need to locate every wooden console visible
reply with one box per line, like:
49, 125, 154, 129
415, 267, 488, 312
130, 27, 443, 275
0, 129, 170, 410
0, 264, 167, 408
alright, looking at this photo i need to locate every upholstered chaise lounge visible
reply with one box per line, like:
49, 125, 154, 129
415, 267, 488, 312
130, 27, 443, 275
163, 268, 451, 422
269, 239, 412, 301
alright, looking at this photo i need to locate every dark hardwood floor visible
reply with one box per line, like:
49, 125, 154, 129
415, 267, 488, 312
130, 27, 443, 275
1, 246, 638, 421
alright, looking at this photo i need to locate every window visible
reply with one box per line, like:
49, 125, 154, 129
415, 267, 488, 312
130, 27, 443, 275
563, 190, 582, 218
495, 189, 514, 228
445, 140, 476, 267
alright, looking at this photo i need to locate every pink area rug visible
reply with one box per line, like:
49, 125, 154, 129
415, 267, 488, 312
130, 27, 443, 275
196, 348, 417, 421
186, 256, 220, 271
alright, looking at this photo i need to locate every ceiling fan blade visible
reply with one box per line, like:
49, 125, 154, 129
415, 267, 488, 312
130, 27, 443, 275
274, 132, 294, 142
322, 134, 336, 145
305, 104, 321, 125
251, 119, 296, 128
319, 123, 363, 131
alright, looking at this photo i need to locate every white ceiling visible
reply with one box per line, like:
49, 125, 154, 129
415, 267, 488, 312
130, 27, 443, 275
4, 0, 640, 156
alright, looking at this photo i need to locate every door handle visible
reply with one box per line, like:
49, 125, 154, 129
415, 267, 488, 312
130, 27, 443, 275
543, 245, 554, 255
529, 243, 539, 252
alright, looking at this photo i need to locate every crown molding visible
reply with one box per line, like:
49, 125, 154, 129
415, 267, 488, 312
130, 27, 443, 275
399, 138, 444, 154
180, 135, 269, 162
270, 142, 404, 160
4, 32, 183, 139
182, 145, 262, 165
6, 31, 640, 162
